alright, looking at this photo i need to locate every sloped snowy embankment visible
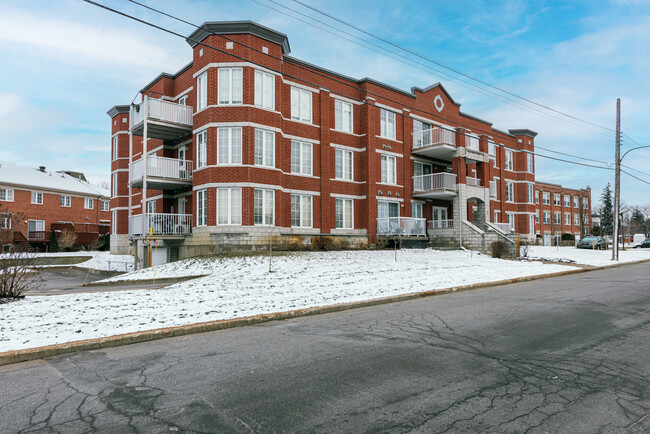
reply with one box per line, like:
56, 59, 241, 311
0, 250, 575, 352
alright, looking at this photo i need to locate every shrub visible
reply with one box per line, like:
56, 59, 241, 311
337, 238, 350, 250
561, 233, 575, 241
491, 240, 508, 258
312, 236, 334, 250
49, 230, 59, 252
58, 229, 76, 251
0, 248, 44, 300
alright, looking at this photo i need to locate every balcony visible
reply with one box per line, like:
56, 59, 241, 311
129, 213, 192, 236
489, 180, 497, 198
412, 127, 457, 161
466, 176, 481, 187
463, 134, 486, 162
131, 97, 193, 141
377, 217, 427, 237
130, 156, 193, 190
428, 219, 454, 229
412, 172, 457, 199
492, 222, 512, 234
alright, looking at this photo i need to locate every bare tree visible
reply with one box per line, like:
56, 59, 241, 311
58, 229, 77, 251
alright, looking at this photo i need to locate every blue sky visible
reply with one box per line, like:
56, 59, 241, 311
1, 0, 649, 209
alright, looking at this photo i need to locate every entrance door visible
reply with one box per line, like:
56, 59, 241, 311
432, 207, 448, 228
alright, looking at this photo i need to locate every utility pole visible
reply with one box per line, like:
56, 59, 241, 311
612, 98, 621, 261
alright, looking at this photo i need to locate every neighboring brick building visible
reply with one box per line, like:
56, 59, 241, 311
108, 21, 585, 263
534, 181, 592, 245
0, 161, 110, 250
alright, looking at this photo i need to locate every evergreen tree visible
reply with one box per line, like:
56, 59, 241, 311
630, 207, 646, 234
49, 230, 59, 253
600, 183, 613, 236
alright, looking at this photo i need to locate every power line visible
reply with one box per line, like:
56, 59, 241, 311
87, 0, 643, 182
289, 0, 616, 133
252, 0, 615, 141
122, 0, 619, 171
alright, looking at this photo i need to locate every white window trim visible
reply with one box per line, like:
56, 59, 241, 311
254, 188, 275, 226
60, 195, 71, 208
380, 154, 397, 185
335, 148, 354, 181
254, 129, 275, 168
335, 198, 354, 229
196, 130, 207, 168
379, 108, 396, 140
217, 187, 242, 226
217, 127, 242, 165
1, 187, 14, 202
291, 86, 312, 123
334, 99, 353, 133
291, 140, 312, 175
254, 69, 275, 110
218, 67, 243, 106
197, 189, 207, 227
291, 194, 313, 228
31, 191, 43, 205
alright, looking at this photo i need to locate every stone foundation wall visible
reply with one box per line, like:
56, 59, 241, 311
110, 234, 130, 255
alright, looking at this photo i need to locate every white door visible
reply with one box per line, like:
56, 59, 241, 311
432, 207, 448, 228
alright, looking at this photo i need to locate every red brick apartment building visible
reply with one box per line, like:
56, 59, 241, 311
108, 21, 589, 263
0, 161, 110, 251
534, 181, 592, 245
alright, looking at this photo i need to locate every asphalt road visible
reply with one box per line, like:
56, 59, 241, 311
1, 262, 649, 433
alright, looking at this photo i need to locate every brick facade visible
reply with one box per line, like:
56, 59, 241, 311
534, 181, 592, 244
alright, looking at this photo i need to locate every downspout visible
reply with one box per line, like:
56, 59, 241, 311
458, 181, 463, 248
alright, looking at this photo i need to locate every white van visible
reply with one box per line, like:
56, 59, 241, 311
633, 233, 646, 247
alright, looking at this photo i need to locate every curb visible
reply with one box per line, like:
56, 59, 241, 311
2, 258, 649, 367
83, 274, 209, 287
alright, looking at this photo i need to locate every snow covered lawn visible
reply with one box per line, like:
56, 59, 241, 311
1, 249, 575, 352
523, 246, 650, 266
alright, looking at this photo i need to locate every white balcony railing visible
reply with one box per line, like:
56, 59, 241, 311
413, 172, 457, 192
428, 219, 454, 229
465, 134, 480, 152
131, 98, 193, 127
489, 180, 497, 197
130, 156, 193, 183
466, 176, 481, 187
493, 222, 512, 234
412, 127, 456, 149
377, 217, 427, 236
129, 213, 192, 236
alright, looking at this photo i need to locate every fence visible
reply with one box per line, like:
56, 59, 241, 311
377, 217, 427, 236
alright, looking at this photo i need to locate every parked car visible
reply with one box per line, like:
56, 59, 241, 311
634, 239, 650, 248
633, 233, 646, 247
577, 236, 608, 250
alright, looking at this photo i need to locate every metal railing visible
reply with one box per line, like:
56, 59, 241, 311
28, 231, 48, 241
489, 180, 497, 197
129, 213, 193, 236
466, 176, 481, 187
412, 127, 456, 149
130, 156, 193, 183
465, 135, 480, 152
413, 172, 457, 192
428, 219, 454, 229
131, 98, 193, 127
376, 217, 427, 236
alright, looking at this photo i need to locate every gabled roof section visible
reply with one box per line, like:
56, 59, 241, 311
187, 21, 291, 55
140, 61, 193, 95
107, 105, 130, 118
411, 82, 461, 107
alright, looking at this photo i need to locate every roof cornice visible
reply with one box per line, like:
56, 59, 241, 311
186, 21, 291, 54
106, 105, 130, 118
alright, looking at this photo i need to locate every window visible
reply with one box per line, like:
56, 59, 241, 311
565, 213, 571, 225
112, 211, 117, 234
583, 197, 589, 209
505, 149, 513, 170
197, 189, 207, 226
60, 195, 71, 207
291, 87, 312, 122
543, 192, 550, 205
573, 196, 579, 208
554, 194, 560, 206
291, 195, 312, 228
146, 200, 155, 214
112, 136, 118, 160
335, 100, 353, 133
254, 70, 274, 109
494, 210, 499, 223
0, 188, 13, 202
488, 141, 496, 158
506, 212, 515, 231
1, 216, 11, 229
528, 184, 533, 204
217, 188, 241, 225
529, 215, 535, 234
564, 195, 571, 207
291, 141, 312, 175
574, 214, 580, 225
380, 109, 396, 139
254, 189, 274, 225
584, 215, 589, 224
378, 201, 399, 219
554, 212, 561, 225
335, 149, 353, 181
505, 181, 514, 202
217, 127, 242, 165
197, 71, 207, 110
28, 219, 45, 233
197, 130, 207, 168
535, 190, 539, 204
527, 153, 533, 173
535, 210, 540, 224
31, 192, 43, 205
335, 198, 353, 229
101, 200, 109, 211
178, 95, 188, 105
380, 154, 397, 184
413, 120, 431, 148
412, 202, 423, 219
218, 68, 242, 105
111, 173, 117, 197
254, 129, 275, 167
544, 211, 551, 224
413, 161, 432, 178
